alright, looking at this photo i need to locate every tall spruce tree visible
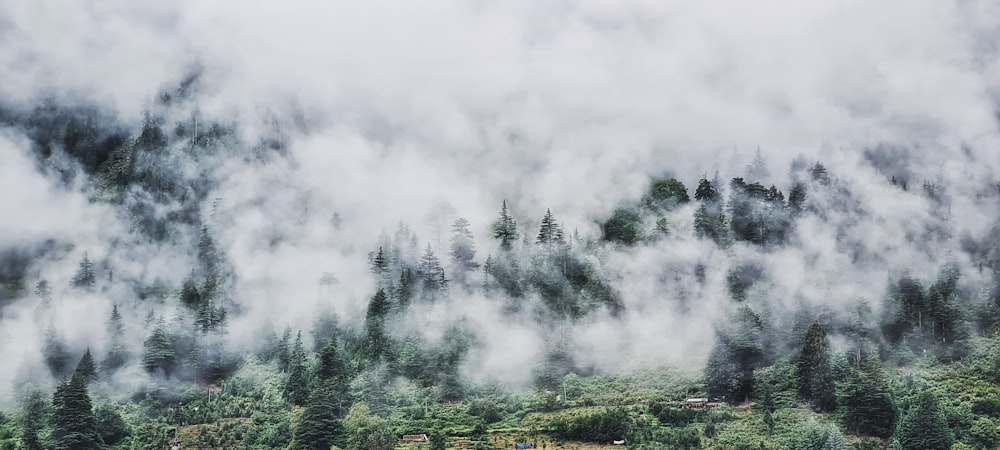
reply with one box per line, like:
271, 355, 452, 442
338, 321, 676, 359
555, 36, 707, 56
895, 391, 953, 450
71, 252, 97, 290
492, 200, 518, 250
50, 375, 104, 450
289, 382, 344, 450
366, 289, 391, 361
837, 353, 896, 438
536, 209, 565, 245
142, 319, 176, 377
284, 331, 309, 405
797, 322, 836, 411
74, 348, 97, 383
102, 305, 128, 372
19, 387, 48, 450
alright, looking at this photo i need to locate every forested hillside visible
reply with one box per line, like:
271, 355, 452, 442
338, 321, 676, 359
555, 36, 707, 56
2, 2, 1000, 450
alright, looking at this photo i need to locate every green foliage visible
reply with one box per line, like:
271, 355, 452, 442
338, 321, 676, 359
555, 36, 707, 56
894, 391, 953, 450
551, 408, 633, 443
646, 177, 690, 209
343, 402, 395, 450
93, 404, 129, 446
75, 348, 97, 383
285, 331, 310, 405
797, 322, 836, 412
837, 354, 896, 438
19, 386, 48, 450
492, 200, 519, 250
601, 208, 642, 245
142, 319, 176, 377
289, 382, 345, 450
50, 376, 104, 450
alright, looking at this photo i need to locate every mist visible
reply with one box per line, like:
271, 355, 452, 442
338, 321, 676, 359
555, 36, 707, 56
1, 0, 999, 407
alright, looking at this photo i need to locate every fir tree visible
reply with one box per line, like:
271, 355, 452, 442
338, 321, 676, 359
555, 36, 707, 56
50, 375, 104, 450
289, 382, 344, 450
895, 391, 953, 450
449, 217, 479, 281
536, 209, 565, 245
418, 243, 445, 292
797, 322, 836, 411
74, 348, 97, 383
19, 387, 48, 450
44, 323, 72, 378
694, 177, 720, 202
284, 331, 309, 405
492, 200, 518, 250
142, 319, 176, 377
837, 353, 896, 438
102, 304, 128, 373
34, 279, 52, 306
71, 252, 97, 290
366, 289, 391, 361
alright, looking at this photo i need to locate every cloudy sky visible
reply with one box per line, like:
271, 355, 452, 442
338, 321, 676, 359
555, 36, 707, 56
1, 0, 999, 401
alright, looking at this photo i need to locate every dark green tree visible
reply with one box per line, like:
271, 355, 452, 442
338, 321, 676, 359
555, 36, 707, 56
894, 391, 953, 450
19, 387, 47, 450
366, 289, 392, 361
492, 200, 518, 250
602, 208, 642, 245
797, 322, 836, 411
50, 375, 103, 450
180, 276, 200, 308
285, 331, 309, 405
43, 323, 72, 378
647, 177, 690, 209
837, 353, 896, 438
536, 209, 565, 245
418, 244, 446, 293
289, 382, 344, 450
93, 404, 129, 446
71, 252, 96, 290
788, 182, 806, 213
74, 348, 97, 383
142, 319, 176, 377
694, 177, 720, 202
343, 402, 395, 450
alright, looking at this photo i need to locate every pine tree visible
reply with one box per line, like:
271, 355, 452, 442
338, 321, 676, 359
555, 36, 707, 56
44, 323, 72, 378
788, 182, 806, 214
418, 244, 445, 291
197, 225, 218, 275
694, 177, 720, 202
449, 217, 479, 281
289, 382, 344, 450
142, 319, 176, 377
102, 305, 128, 373
285, 331, 309, 405
895, 391, 953, 450
19, 387, 48, 450
50, 375, 103, 450
74, 348, 97, 383
536, 209, 565, 245
746, 148, 770, 182
180, 276, 200, 308
314, 338, 344, 383
370, 246, 389, 276
492, 200, 518, 250
797, 322, 836, 411
366, 289, 391, 361
838, 353, 896, 438
71, 252, 97, 290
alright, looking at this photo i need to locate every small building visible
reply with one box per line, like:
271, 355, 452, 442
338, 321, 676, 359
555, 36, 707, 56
680, 398, 709, 408
401, 434, 429, 444
613, 439, 626, 445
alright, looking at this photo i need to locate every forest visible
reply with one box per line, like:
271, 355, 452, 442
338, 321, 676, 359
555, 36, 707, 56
0, 84, 998, 450
2, 2, 1000, 450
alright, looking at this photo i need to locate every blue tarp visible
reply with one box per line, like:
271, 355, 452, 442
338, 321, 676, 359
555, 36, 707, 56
515, 444, 533, 449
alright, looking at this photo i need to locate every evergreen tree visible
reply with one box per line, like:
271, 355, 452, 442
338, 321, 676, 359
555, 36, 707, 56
285, 331, 309, 405
142, 319, 176, 377
602, 208, 642, 245
370, 246, 389, 277
289, 382, 344, 450
197, 225, 218, 275
180, 276, 200, 308
74, 348, 97, 383
695, 177, 720, 202
647, 177, 690, 209
366, 289, 392, 361
71, 252, 97, 290
492, 200, 518, 250
797, 322, 836, 411
536, 209, 565, 245
746, 148, 770, 182
314, 338, 345, 383
44, 323, 72, 378
19, 387, 47, 450
837, 353, 896, 438
788, 182, 806, 214
50, 375, 104, 450
102, 305, 128, 373
418, 243, 446, 292
449, 217, 479, 282
894, 391, 953, 450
